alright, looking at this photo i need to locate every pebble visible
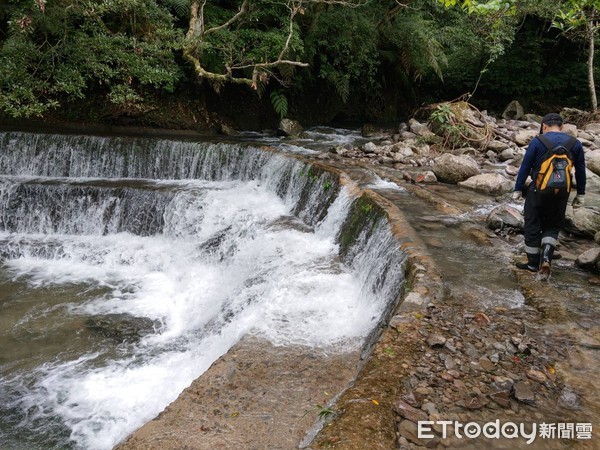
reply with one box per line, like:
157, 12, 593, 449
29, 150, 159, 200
398, 420, 430, 445
526, 369, 547, 384
440, 372, 454, 382
513, 382, 535, 404
490, 390, 511, 407
427, 333, 446, 348
478, 356, 496, 372
421, 402, 438, 415
395, 400, 429, 423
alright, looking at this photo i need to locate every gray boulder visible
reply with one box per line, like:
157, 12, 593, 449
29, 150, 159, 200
565, 207, 600, 238
575, 247, 600, 273
513, 129, 538, 146
588, 156, 600, 177
584, 122, 600, 134
562, 124, 578, 138
459, 173, 514, 194
486, 205, 524, 230
432, 153, 481, 183
277, 118, 303, 136
502, 100, 525, 121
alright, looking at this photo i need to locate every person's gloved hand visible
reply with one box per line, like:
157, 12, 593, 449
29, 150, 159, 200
511, 191, 522, 201
572, 195, 585, 208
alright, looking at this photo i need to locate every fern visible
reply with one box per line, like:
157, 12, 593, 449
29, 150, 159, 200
161, 0, 190, 18
255, 80, 267, 99
333, 74, 350, 103
270, 90, 288, 119
278, 64, 296, 84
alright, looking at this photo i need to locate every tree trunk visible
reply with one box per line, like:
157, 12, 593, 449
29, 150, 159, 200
587, 20, 597, 111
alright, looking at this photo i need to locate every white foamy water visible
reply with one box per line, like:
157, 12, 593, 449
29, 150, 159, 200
0, 132, 406, 450
0, 180, 384, 449
366, 175, 405, 191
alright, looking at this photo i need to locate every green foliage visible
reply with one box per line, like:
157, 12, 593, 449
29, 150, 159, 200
316, 404, 334, 420
196, 0, 305, 81
303, 6, 379, 102
553, 0, 600, 33
160, 0, 190, 18
0, 0, 595, 121
430, 102, 455, 126
0, 0, 183, 118
270, 89, 288, 118
429, 102, 469, 148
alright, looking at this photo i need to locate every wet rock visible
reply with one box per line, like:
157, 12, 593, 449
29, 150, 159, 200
363, 142, 377, 154
576, 247, 600, 272
417, 171, 437, 183
219, 123, 239, 136
557, 389, 581, 410
486, 205, 525, 231
394, 400, 429, 423
361, 123, 384, 138
505, 165, 519, 176
277, 118, 303, 136
86, 314, 161, 342
329, 143, 354, 156
513, 382, 535, 404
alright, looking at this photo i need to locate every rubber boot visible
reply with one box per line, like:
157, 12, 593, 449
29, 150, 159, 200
538, 243, 555, 280
516, 252, 540, 272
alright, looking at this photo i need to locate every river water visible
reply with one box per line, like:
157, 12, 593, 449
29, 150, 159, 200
0, 130, 404, 449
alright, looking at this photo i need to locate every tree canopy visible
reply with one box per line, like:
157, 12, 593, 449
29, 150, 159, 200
0, 0, 594, 122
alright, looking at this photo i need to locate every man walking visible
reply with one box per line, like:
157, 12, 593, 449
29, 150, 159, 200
512, 113, 586, 276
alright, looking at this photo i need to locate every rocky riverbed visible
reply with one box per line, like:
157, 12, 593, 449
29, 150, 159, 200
305, 103, 600, 449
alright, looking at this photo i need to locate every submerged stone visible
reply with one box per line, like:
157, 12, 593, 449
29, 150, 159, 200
86, 314, 161, 342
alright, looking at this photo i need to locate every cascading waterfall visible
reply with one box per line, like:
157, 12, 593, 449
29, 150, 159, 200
0, 131, 406, 450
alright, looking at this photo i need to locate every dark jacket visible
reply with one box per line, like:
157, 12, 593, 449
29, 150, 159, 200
514, 131, 586, 195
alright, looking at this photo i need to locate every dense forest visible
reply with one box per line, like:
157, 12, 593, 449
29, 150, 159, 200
0, 0, 598, 130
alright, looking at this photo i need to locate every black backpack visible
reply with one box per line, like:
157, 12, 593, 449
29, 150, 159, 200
534, 135, 576, 195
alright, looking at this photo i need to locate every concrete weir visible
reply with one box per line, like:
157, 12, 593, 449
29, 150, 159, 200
116, 161, 444, 449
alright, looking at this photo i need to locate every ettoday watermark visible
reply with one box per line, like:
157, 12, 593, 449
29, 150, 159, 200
418, 420, 593, 444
